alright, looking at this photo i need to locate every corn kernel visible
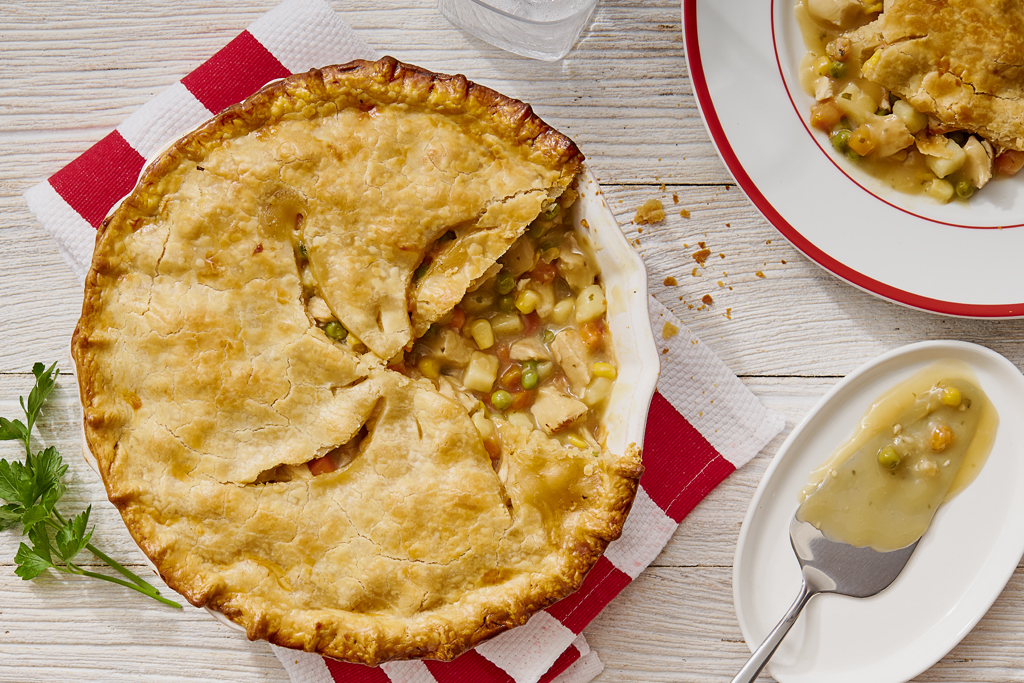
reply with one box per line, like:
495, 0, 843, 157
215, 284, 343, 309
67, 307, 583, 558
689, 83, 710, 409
592, 362, 617, 380
417, 357, 441, 379
941, 386, 962, 407
862, 49, 882, 75
469, 319, 495, 350
515, 290, 541, 314
567, 433, 588, 449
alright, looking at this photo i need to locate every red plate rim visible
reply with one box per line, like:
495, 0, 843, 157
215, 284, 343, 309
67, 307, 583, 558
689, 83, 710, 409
681, 0, 1024, 318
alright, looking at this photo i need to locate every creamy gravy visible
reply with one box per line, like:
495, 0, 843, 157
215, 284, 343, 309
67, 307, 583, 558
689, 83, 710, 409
797, 360, 998, 552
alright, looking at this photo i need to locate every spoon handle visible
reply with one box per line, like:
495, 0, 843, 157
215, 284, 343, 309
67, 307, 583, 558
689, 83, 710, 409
730, 577, 818, 683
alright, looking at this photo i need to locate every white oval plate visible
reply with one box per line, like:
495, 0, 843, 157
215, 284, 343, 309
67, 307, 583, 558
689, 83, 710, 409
733, 341, 1024, 683
683, 0, 1024, 317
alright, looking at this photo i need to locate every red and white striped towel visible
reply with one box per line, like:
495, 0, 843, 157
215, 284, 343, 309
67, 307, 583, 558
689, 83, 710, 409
22, 1, 785, 682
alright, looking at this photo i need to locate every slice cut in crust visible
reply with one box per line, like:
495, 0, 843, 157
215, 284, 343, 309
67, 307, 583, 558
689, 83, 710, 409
73, 57, 641, 665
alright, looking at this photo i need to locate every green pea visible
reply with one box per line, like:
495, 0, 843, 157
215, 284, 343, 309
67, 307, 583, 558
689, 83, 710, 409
543, 329, 555, 344
829, 61, 847, 79
845, 147, 861, 162
831, 129, 851, 153
324, 321, 348, 341
491, 390, 513, 411
414, 261, 431, 281
495, 270, 515, 295
498, 295, 515, 313
543, 203, 561, 220
521, 369, 539, 390
877, 446, 901, 469
955, 180, 975, 199
298, 243, 308, 259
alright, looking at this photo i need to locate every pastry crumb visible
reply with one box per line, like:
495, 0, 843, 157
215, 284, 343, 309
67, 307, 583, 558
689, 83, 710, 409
680, 208, 690, 218
724, 307, 732, 320
692, 248, 712, 266
673, 194, 679, 204
702, 294, 714, 305
634, 199, 666, 225
664, 276, 677, 287
755, 271, 766, 278
662, 321, 679, 339
659, 183, 666, 192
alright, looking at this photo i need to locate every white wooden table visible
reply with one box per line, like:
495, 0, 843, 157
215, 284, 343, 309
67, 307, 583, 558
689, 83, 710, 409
3, 1, 1024, 680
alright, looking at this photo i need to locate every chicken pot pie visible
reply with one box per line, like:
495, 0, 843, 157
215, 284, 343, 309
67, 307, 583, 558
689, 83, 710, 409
796, 0, 1024, 202
72, 57, 643, 665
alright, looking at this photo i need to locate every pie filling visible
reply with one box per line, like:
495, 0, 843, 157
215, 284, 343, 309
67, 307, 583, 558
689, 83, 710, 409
73, 58, 642, 665
797, 0, 1024, 202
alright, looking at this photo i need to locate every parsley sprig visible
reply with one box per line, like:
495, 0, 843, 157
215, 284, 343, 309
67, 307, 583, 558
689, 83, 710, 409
0, 363, 180, 608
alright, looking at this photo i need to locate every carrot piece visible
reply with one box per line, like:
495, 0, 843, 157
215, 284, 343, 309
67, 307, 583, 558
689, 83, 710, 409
810, 101, 844, 132
848, 126, 876, 156
449, 306, 466, 331
530, 261, 557, 284
996, 150, 1024, 176
524, 312, 541, 336
308, 454, 337, 476
510, 390, 534, 410
500, 365, 523, 391
580, 320, 604, 351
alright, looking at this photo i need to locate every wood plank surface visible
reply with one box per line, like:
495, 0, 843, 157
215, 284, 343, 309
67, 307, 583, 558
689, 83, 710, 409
2, 0, 1023, 681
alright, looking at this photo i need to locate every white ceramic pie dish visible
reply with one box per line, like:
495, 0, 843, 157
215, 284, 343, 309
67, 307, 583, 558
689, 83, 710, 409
79, 161, 660, 634
733, 341, 1024, 682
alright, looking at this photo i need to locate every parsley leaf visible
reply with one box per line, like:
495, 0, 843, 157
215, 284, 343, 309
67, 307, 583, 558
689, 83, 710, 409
14, 541, 54, 580
0, 364, 180, 608
0, 416, 28, 443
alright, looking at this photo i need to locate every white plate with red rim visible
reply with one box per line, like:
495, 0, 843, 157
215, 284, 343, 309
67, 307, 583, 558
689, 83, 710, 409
682, 0, 1024, 317
733, 340, 1024, 683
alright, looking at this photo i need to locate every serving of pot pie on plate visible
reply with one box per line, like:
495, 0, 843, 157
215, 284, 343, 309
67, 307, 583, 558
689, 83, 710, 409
796, 0, 1024, 202
72, 57, 649, 665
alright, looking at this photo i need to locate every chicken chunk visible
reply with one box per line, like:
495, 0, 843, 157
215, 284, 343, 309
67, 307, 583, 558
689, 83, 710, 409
551, 329, 591, 392
531, 388, 588, 434
510, 338, 552, 362
963, 137, 994, 189
434, 329, 474, 367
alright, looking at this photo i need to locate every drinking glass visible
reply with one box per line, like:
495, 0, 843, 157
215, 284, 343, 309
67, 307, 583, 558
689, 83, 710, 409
438, 0, 597, 61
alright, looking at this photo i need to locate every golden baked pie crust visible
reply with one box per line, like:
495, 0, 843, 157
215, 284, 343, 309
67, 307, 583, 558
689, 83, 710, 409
864, 0, 1024, 151
73, 57, 641, 665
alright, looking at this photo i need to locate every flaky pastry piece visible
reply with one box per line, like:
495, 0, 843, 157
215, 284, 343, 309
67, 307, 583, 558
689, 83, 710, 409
73, 57, 641, 665
862, 0, 1024, 151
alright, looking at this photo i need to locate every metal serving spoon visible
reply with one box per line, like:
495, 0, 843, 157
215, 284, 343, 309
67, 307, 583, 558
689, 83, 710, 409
730, 516, 919, 683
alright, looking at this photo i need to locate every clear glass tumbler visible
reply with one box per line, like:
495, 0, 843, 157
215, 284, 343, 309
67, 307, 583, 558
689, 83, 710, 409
438, 0, 598, 61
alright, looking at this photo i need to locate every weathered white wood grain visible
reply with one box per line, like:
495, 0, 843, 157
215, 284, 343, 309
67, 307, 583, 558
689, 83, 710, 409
4, 0, 1024, 681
